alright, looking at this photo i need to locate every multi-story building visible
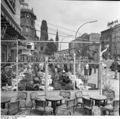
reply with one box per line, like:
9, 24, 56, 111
19, 1, 39, 62
20, 5, 38, 41
101, 24, 120, 59
69, 33, 100, 62
89, 33, 101, 62
1, 0, 25, 62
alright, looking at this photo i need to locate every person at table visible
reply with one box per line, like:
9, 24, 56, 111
1, 66, 12, 87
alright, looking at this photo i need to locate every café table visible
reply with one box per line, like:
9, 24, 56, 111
46, 95, 63, 115
90, 94, 107, 107
36, 95, 46, 101
1, 97, 11, 109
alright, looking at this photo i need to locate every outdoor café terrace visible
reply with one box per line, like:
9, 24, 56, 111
1, 87, 119, 116
1, 41, 119, 116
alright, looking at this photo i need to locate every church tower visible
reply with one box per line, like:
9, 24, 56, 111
55, 30, 59, 51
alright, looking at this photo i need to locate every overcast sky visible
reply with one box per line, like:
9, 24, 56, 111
25, 0, 120, 49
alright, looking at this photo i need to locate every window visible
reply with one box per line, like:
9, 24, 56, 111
25, 28, 29, 32
31, 20, 34, 27
27, 44, 32, 49
26, 14, 31, 19
1, 45, 7, 62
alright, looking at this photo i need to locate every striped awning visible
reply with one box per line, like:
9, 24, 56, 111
1, 3, 25, 39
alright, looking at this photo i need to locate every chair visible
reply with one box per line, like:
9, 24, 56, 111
102, 89, 115, 105
35, 99, 53, 115
56, 98, 76, 115
30, 92, 37, 111
1, 97, 11, 115
59, 90, 71, 104
75, 91, 83, 110
113, 100, 119, 115
8, 101, 19, 115
1, 109, 8, 115
82, 97, 93, 115
101, 100, 119, 115
66, 98, 76, 114
17, 92, 27, 110
92, 106, 101, 115
10, 97, 18, 102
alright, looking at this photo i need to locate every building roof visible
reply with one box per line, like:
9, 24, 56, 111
101, 24, 120, 33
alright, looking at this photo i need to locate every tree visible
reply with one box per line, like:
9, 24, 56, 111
44, 39, 57, 56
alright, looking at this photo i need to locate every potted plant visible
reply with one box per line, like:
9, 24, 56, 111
102, 81, 115, 102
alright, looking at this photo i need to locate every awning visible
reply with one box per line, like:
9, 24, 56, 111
1, 3, 25, 40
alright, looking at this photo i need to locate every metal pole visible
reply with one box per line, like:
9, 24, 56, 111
98, 44, 102, 94
45, 56, 48, 97
119, 72, 120, 81
73, 52, 76, 90
16, 40, 18, 92
75, 20, 98, 39
74, 20, 98, 90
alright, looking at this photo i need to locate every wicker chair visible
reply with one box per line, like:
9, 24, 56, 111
59, 90, 71, 104
102, 89, 115, 105
1, 97, 11, 115
35, 99, 53, 115
17, 92, 27, 111
92, 106, 101, 115
30, 92, 37, 111
75, 91, 83, 110
56, 98, 76, 115
101, 100, 119, 115
1, 109, 8, 115
8, 101, 19, 115
82, 97, 93, 115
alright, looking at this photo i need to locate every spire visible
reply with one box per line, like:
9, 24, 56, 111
40, 20, 48, 41
55, 30, 59, 42
55, 30, 59, 51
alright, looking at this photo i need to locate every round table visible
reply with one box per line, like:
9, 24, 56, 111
46, 96, 63, 115
36, 95, 46, 101
90, 94, 107, 107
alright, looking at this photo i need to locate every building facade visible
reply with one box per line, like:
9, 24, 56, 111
20, 6, 38, 41
19, 1, 39, 62
100, 24, 120, 59
69, 33, 100, 62
1, 0, 25, 62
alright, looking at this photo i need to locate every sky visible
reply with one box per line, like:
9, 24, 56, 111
25, 0, 120, 49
